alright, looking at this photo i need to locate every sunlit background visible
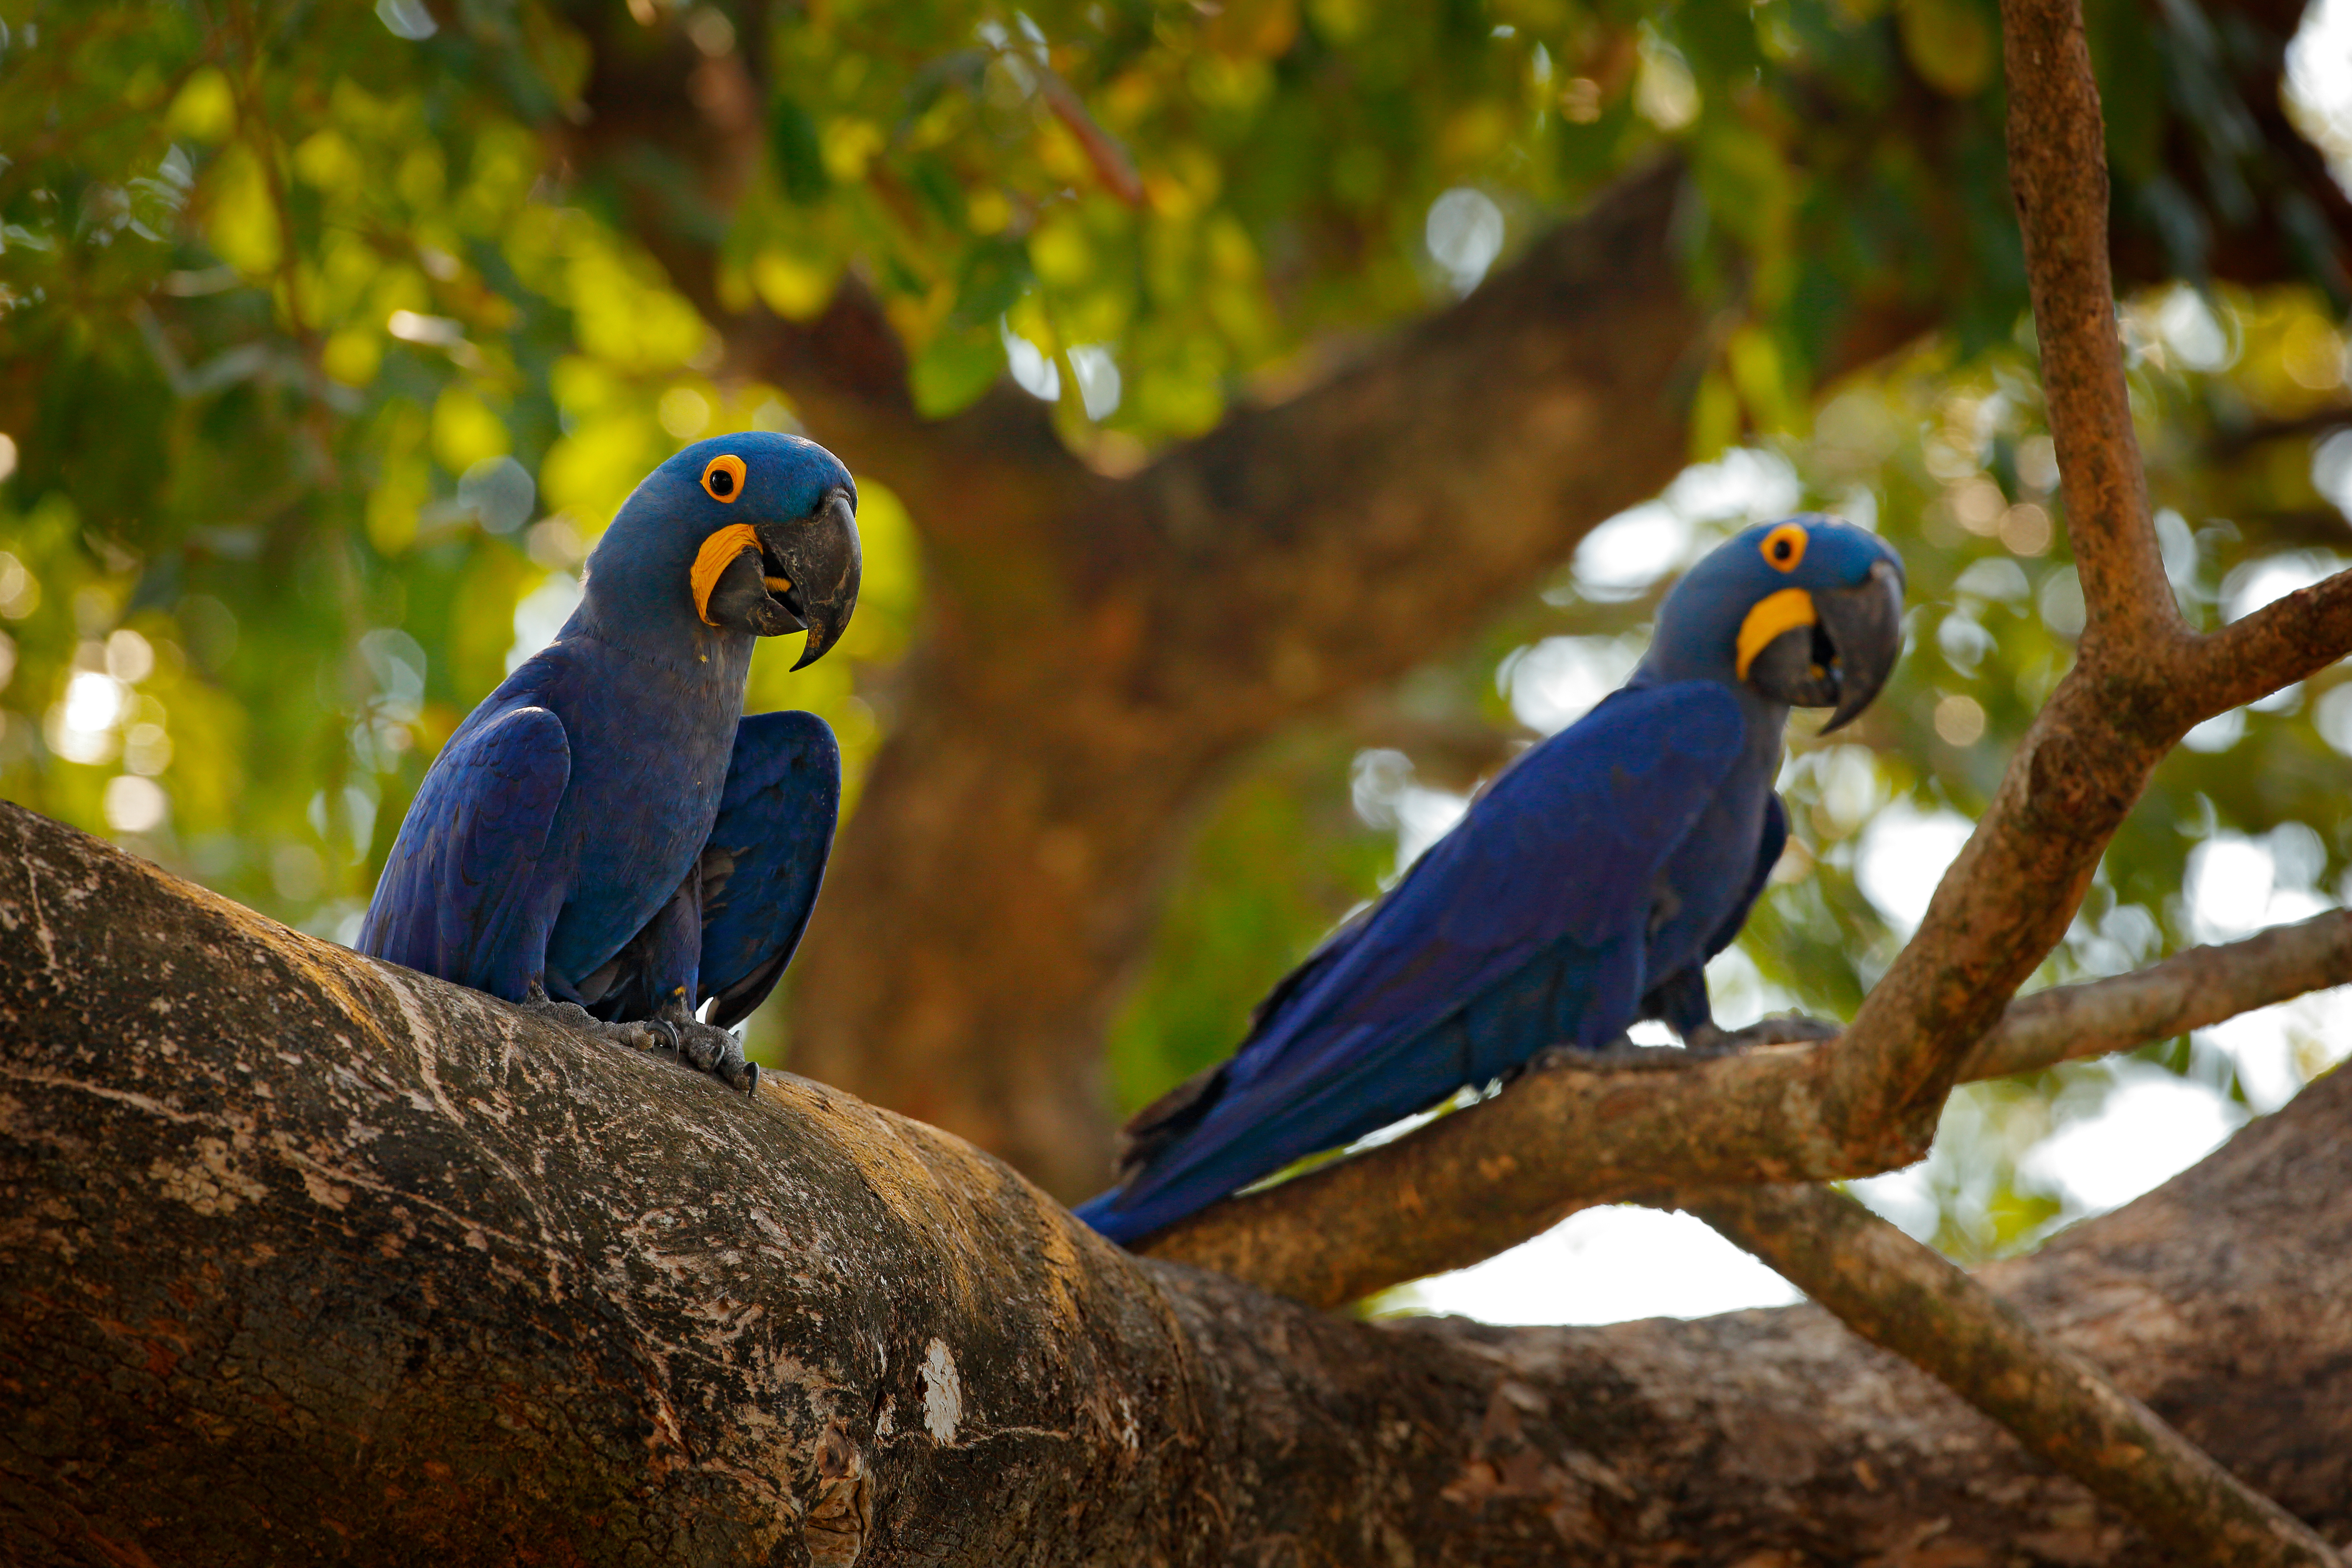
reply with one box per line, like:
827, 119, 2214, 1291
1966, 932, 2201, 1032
7, 0, 2352, 1327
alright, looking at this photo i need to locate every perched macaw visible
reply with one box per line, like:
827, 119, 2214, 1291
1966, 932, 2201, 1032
359, 432, 861, 1092
1075, 515, 1905, 1244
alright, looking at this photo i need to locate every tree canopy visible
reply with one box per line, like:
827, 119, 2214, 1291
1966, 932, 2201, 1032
5, 0, 2352, 1255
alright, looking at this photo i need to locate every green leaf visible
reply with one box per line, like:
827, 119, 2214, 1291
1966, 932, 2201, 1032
910, 324, 1005, 417
769, 97, 830, 204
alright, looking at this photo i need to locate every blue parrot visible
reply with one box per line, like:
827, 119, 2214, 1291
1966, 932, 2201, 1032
358, 432, 862, 1093
1075, 515, 1905, 1244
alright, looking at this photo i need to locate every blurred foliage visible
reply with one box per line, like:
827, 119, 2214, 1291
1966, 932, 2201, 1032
3, 0, 2349, 1284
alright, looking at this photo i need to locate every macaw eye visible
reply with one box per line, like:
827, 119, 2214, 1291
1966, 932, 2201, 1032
1760, 523, 1808, 573
701, 454, 747, 503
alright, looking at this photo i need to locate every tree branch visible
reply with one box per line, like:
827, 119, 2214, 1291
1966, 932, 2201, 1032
1774, 0, 2352, 1179
1142, 911, 2352, 1307
1960, 907, 2352, 1080
8, 803, 2352, 1565
2001, 0, 2180, 647
2192, 569, 2352, 717
1692, 1183, 2343, 1568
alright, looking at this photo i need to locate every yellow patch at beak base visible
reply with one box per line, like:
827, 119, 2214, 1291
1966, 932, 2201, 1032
1736, 587, 1816, 678
691, 523, 763, 626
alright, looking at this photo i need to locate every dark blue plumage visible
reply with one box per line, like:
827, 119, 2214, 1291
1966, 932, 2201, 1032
697, 711, 842, 1027
1076, 515, 1903, 1243
359, 432, 862, 1091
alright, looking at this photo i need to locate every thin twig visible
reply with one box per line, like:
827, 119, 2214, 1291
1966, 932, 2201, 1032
1961, 907, 2352, 1080
1690, 1184, 2343, 1568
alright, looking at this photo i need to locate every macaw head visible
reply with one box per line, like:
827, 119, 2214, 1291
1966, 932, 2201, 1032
585, 431, 861, 671
1645, 514, 1906, 732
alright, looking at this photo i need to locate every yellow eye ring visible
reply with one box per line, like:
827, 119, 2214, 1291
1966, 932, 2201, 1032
701, 454, 747, 503
1760, 522, 1808, 573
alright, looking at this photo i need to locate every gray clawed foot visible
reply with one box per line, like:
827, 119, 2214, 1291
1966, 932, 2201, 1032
1527, 1035, 1637, 1074
1682, 1011, 1844, 1055
654, 998, 760, 1095
520, 983, 760, 1094
522, 980, 668, 1053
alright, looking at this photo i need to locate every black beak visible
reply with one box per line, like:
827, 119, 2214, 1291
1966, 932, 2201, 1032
704, 488, 862, 666
767, 488, 860, 670
1746, 560, 1905, 732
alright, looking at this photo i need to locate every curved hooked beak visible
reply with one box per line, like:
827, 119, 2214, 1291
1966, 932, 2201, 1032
1738, 559, 1905, 732
695, 488, 863, 669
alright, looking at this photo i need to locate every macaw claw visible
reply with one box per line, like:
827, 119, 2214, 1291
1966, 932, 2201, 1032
519, 983, 760, 1094
652, 997, 761, 1093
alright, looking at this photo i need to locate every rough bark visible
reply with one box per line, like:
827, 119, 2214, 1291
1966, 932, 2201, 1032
561, 0, 2352, 1199
5, 803, 2352, 1567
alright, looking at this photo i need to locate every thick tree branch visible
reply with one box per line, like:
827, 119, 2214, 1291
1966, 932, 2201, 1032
1692, 1183, 2343, 1568
1143, 911, 2352, 1307
8, 804, 2352, 1566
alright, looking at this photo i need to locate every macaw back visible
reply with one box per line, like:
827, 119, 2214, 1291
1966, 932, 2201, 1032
1076, 681, 1786, 1244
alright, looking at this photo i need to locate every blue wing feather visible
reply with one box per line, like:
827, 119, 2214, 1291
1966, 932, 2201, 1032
697, 710, 841, 1029
359, 704, 571, 1000
1076, 682, 1749, 1242
1707, 792, 1784, 962
1245, 685, 1743, 1067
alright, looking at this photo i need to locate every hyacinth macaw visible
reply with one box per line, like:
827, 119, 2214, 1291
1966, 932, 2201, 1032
1075, 515, 1905, 1244
359, 432, 861, 1093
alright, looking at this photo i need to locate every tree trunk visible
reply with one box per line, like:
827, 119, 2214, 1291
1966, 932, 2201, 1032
5, 803, 2348, 1566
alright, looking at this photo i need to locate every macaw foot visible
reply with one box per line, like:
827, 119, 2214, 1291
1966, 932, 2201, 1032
1525, 1035, 1698, 1077
519, 984, 760, 1095
1526, 1035, 1631, 1074
649, 997, 760, 1096
1682, 1011, 1844, 1055
521, 980, 672, 1054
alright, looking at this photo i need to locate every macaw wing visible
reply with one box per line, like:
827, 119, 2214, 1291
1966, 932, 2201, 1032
1702, 791, 1785, 963
697, 709, 841, 1029
1080, 683, 1747, 1241
1243, 682, 1749, 1071
359, 704, 571, 1000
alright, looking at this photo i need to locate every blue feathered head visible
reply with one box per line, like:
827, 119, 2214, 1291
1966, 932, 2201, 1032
583, 431, 860, 671
1641, 513, 1906, 731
